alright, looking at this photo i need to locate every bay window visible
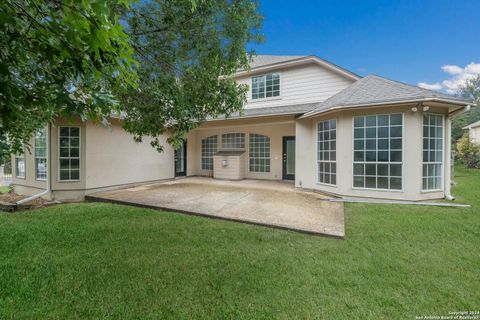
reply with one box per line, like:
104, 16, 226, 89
353, 114, 403, 190
422, 113, 444, 191
317, 119, 337, 185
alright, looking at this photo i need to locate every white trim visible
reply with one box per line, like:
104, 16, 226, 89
351, 113, 405, 192
57, 126, 81, 182
233, 56, 360, 81
301, 98, 471, 119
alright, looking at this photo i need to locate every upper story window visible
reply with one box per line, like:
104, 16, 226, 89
252, 73, 280, 100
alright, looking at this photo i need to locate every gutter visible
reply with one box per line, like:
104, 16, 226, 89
301, 98, 472, 119
16, 123, 51, 206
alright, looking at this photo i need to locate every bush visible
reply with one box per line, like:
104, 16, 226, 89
456, 132, 480, 168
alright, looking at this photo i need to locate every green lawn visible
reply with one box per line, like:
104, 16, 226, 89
0, 186, 10, 194
0, 168, 479, 319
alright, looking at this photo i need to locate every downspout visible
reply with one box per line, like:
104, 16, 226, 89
444, 105, 471, 201
16, 123, 51, 205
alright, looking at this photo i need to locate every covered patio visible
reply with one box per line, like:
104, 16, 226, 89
86, 177, 345, 238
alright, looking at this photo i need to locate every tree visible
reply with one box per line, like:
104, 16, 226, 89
0, 0, 138, 155
120, 0, 263, 151
456, 132, 480, 168
452, 75, 480, 142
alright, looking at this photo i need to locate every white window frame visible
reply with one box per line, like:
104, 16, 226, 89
221, 132, 245, 149
351, 113, 404, 192
35, 127, 47, 181
248, 133, 271, 173
58, 126, 81, 182
422, 113, 445, 192
251, 72, 281, 101
201, 135, 217, 171
15, 151, 25, 179
316, 119, 337, 186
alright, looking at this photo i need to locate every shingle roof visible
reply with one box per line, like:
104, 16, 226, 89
208, 102, 318, 121
464, 120, 480, 129
248, 55, 306, 69
303, 74, 472, 118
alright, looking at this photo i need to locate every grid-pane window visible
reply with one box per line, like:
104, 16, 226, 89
35, 127, 47, 180
15, 152, 25, 178
59, 127, 80, 181
201, 135, 217, 170
249, 134, 270, 173
252, 73, 280, 100
222, 133, 245, 149
317, 119, 337, 185
422, 114, 444, 191
353, 114, 403, 190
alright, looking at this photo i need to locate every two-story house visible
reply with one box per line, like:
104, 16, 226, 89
12, 55, 473, 201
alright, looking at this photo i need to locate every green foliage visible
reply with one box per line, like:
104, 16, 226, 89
456, 132, 480, 168
120, 0, 263, 151
0, 0, 138, 154
452, 75, 480, 142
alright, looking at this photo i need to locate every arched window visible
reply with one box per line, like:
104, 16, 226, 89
201, 135, 217, 170
249, 133, 270, 173
222, 132, 245, 149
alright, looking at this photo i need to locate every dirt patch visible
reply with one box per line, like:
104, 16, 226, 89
0, 192, 53, 211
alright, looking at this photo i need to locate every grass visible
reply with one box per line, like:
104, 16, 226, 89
0, 186, 10, 194
0, 168, 479, 319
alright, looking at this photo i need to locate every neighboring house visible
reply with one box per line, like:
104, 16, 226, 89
464, 120, 480, 144
12, 55, 473, 201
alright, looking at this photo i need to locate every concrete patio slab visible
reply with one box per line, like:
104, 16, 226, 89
86, 177, 345, 238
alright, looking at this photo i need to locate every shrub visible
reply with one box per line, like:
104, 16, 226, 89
456, 132, 480, 168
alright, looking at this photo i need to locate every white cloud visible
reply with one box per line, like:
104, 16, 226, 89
418, 62, 480, 94
418, 82, 442, 90
441, 65, 463, 75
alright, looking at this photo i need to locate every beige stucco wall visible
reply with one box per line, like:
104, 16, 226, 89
296, 104, 449, 201
12, 118, 175, 200
191, 116, 296, 180
84, 119, 174, 190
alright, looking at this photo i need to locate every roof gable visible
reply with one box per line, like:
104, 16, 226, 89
236, 54, 360, 81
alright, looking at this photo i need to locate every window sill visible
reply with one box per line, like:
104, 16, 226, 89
421, 189, 443, 193
57, 180, 80, 183
15, 176, 26, 180
352, 187, 404, 193
249, 96, 282, 103
316, 182, 337, 188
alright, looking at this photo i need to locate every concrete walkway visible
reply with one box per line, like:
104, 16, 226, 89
86, 177, 345, 238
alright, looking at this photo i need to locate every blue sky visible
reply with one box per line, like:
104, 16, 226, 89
251, 0, 480, 92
